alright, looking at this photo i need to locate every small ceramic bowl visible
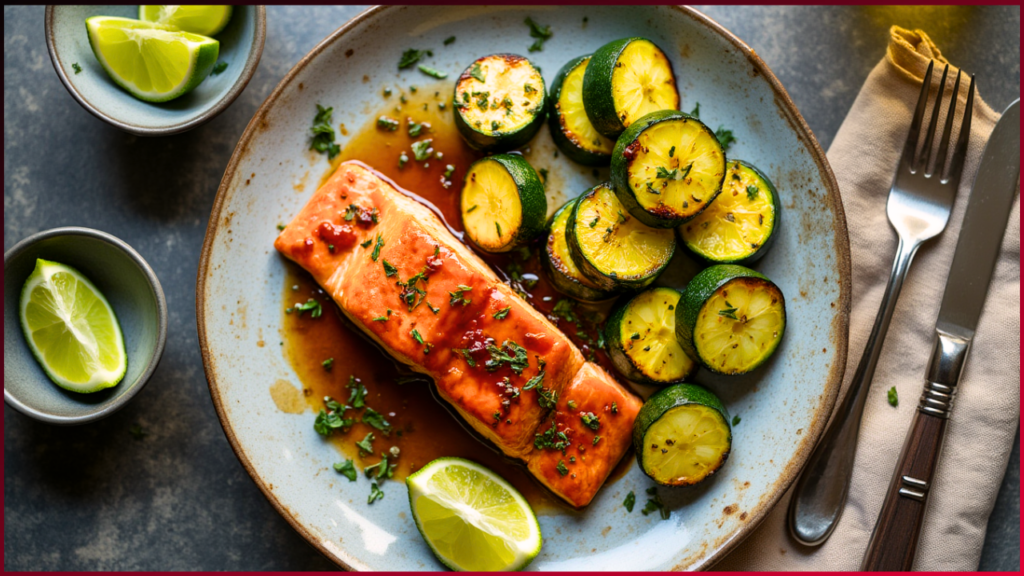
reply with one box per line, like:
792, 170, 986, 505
45, 5, 266, 136
4, 227, 168, 425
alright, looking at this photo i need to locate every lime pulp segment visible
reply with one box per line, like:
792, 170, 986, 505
139, 5, 233, 36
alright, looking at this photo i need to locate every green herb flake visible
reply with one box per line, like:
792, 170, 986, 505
383, 259, 398, 277
716, 126, 736, 151
611, 402, 619, 414
456, 348, 477, 368
466, 204, 478, 213
398, 48, 425, 69
310, 104, 341, 159
364, 453, 396, 480
443, 35, 456, 45
211, 60, 228, 75
524, 16, 553, 52
411, 328, 424, 344
732, 415, 741, 426
370, 234, 384, 261
655, 166, 678, 180
690, 102, 700, 118
418, 64, 447, 79
411, 139, 433, 161
641, 488, 670, 520
363, 408, 393, 434
293, 298, 323, 319
593, 435, 602, 446
746, 185, 760, 201
368, 481, 384, 504
333, 459, 358, 481
322, 358, 334, 371
589, 216, 599, 228
469, 62, 486, 82
377, 115, 400, 131
355, 432, 375, 455
72, 62, 82, 74
485, 340, 529, 375
398, 151, 409, 168
495, 221, 503, 237
556, 460, 569, 476
888, 386, 899, 407
668, 145, 676, 158
449, 285, 472, 306
581, 412, 600, 430
493, 306, 512, 320
360, 239, 373, 248
718, 302, 739, 320
630, 332, 641, 340
567, 400, 577, 411
624, 490, 636, 512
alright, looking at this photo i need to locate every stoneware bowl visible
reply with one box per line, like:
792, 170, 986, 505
45, 5, 266, 136
4, 227, 168, 425
198, 5, 851, 570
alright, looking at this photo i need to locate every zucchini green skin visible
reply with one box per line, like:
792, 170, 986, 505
603, 287, 695, 384
453, 54, 547, 153
547, 55, 611, 167
582, 37, 678, 138
610, 109, 726, 229
679, 159, 781, 265
675, 264, 786, 374
632, 383, 732, 485
461, 154, 548, 253
542, 198, 615, 302
565, 183, 676, 293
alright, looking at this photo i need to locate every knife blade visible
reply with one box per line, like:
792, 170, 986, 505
934, 98, 1020, 344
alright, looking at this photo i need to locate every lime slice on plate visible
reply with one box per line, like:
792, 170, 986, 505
85, 16, 219, 103
19, 259, 127, 394
406, 457, 542, 571
138, 5, 233, 36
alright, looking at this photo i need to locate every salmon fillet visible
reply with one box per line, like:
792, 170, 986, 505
275, 161, 641, 507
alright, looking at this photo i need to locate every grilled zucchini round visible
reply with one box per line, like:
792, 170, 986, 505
542, 198, 614, 302
605, 287, 696, 385
611, 109, 727, 228
460, 154, 547, 253
676, 265, 786, 375
582, 37, 680, 138
453, 54, 546, 153
566, 182, 675, 292
548, 55, 616, 166
678, 159, 780, 264
633, 383, 732, 486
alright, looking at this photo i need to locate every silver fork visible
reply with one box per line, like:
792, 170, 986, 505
788, 61, 975, 546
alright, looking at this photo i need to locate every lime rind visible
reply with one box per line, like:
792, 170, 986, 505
19, 259, 127, 393
406, 457, 542, 572
138, 5, 234, 36
85, 16, 220, 103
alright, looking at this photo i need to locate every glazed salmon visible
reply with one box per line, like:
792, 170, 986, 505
275, 161, 641, 507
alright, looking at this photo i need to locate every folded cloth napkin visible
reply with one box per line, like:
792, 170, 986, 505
715, 26, 1019, 571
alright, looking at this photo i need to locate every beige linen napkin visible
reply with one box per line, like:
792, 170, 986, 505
715, 26, 1020, 571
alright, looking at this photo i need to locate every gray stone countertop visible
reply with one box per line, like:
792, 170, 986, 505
4, 5, 1019, 570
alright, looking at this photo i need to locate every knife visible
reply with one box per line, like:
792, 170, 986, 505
861, 98, 1020, 571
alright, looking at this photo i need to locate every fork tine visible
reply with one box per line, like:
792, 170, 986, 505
945, 74, 975, 186
902, 61, 934, 171
934, 69, 962, 181
920, 64, 949, 175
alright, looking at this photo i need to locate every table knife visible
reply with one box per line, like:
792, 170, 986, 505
861, 98, 1020, 571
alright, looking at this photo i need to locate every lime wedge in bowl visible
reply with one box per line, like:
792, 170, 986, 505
85, 16, 219, 103
138, 5, 233, 36
19, 259, 127, 394
406, 457, 542, 571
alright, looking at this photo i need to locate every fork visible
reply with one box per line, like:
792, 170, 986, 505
788, 61, 975, 547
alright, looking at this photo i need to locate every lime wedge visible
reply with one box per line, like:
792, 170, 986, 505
138, 5, 233, 36
406, 457, 542, 572
19, 259, 127, 394
85, 16, 219, 103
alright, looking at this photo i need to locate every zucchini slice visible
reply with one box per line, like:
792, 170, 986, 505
460, 154, 547, 253
543, 198, 614, 302
611, 110, 727, 229
582, 37, 680, 138
548, 55, 616, 166
633, 383, 731, 486
676, 265, 785, 375
566, 182, 676, 292
453, 54, 546, 153
678, 159, 780, 264
605, 287, 696, 385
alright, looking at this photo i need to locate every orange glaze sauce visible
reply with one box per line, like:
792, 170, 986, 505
283, 81, 628, 511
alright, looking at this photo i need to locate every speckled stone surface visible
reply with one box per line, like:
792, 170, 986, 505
4, 5, 1019, 571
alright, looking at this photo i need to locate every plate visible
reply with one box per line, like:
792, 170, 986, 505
197, 6, 850, 570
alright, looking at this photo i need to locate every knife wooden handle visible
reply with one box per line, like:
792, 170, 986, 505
861, 408, 947, 571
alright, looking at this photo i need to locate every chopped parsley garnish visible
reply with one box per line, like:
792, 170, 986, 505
630, 332, 640, 340
716, 126, 736, 151
466, 204, 478, 213
556, 460, 569, 476
277, 224, 286, 231
522, 371, 544, 391
398, 48, 425, 69
581, 412, 600, 430
396, 271, 428, 312
72, 62, 82, 74
411, 139, 433, 161
524, 83, 535, 94
365, 453, 397, 480
372, 315, 388, 322
449, 285, 472, 306
589, 216, 599, 228
443, 164, 455, 179
456, 348, 477, 368
732, 415, 742, 426
485, 340, 529, 374
469, 62, 486, 82
343, 204, 359, 221
668, 145, 676, 158
310, 104, 340, 159
495, 221, 502, 237
383, 259, 398, 277
322, 358, 334, 371
690, 102, 700, 118
534, 420, 569, 452
567, 400, 577, 410
334, 459, 358, 481
410, 328, 424, 344
314, 406, 354, 435
491, 120, 501, 132
368, 482, 384, 504
370, 234, 384, 261
355, 432, 375, 455
641, 487, 669, 519
426, 302, 440, 314
582, 16, 588, 27
655, 166, 678, 180
211, 60, 228, 75
418, 64, 447, 79
360, 239, 373, 248
718, 302, 739, 320
407, 120, 426, 137
524, 16, 553, 52
611, 402, 619, 414
377, 115, 400, 131
593, 435, 602, 446
746, 184, 760, 201
398, 151, 409, 169
344, 378, 367, 410
551, 298, 579, 324
290, 298, 322, 318
443, 35, 456, 45
888, 386, 899, 407
624, 491, 636, 512
493, 306, 511, 320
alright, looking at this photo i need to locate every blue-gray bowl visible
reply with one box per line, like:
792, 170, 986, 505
4, 227, 168, 425
45, 5, 266, 136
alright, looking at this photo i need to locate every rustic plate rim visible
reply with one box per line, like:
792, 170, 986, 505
195, 5, 851, 571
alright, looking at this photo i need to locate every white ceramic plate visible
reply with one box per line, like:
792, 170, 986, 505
198, 6, 850, 570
